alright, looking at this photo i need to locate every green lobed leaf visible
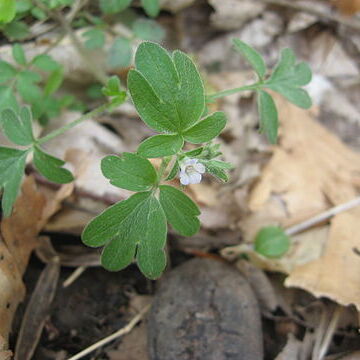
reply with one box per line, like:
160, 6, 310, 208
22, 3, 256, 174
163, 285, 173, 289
268, 48, 296, 83
233, 38, 266, 80
172, 50, 205, 130
82, 191, 167, 279
0, 147, 28, 217
82, 192, 152, 247
107, 37, 132, 69
31, 7, 47, 20
137, 134, 184, 158
132, 19, 165, 42
265, 84, 312, 109
44, 67, 64, 95
1, 107, 34, 146
16, 70, 42, 104
135, 195, 167, 279
165, 160, 180, 181
0, 61, 17, 84
0, 0, 16, 23
12, 43, 27, 65
159, 185, 200, 236
102, 76, 127, 107
33, 146, 74, 184
32, 54, 60, 72
16, 0, 32, 13
128, 69, 178, 133
184, 147, 204, 157
201, 160, 232, 183
265, 48, 312, 109
129, 42, 205, 133
0, 86, 18, 113
140, 0, 160, 17
83, 28, 105, 49
33, 96, 62, 121
3, 21, 30, 40
254, 226, 290, 258
134, 41, 179, 105
257, 90, 278, 144
99, 0, 132, 14
17, 70, 41, 83
101, 153, 157, 191
183, 111, 227, 144
102, 76, 121, 96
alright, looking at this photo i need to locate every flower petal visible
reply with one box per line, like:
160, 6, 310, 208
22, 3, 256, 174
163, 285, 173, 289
194, 163, 205, 173
180, 172, 190, 185
187, 158, 197, 165
188, 172, 202, 184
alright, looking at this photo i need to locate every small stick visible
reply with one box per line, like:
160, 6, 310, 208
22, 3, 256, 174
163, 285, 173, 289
285, 196, 360, 236
312, 307, 328, 360
67, 304, 151, 360
318, 306, 343, 360
63, 266, 87, 288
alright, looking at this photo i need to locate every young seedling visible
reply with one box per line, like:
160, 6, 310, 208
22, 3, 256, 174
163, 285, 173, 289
0, 37, 312, 278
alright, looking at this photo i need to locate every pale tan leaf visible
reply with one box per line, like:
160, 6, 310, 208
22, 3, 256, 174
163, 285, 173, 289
285, 208, 360, 309
0, 177, 46, 342
222, 95, 360, 309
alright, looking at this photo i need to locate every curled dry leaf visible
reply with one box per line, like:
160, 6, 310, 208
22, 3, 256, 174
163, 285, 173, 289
0, 177, 46, 346
0, 168, 77, 348
14, 257, 60, 360
285, 207, 360, 309
222, 94, 360, 309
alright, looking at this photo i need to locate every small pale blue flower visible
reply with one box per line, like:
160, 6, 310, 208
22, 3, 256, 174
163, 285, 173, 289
179, 158, 205, 185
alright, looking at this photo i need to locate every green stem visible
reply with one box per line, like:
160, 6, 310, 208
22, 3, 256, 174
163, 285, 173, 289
37, 102, 111, 145
157, 157, 171, 182
207, 83, 260, 101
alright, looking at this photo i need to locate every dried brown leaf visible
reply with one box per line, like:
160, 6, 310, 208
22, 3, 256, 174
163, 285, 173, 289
0, 171, 76, 347
333, 0, 360, 15
14, 257, 60, 360
0, 177, 46, 342
223, 95, 360, 309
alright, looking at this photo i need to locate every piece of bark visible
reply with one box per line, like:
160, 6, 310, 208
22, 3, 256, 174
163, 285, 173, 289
148, 258, 263, 360
14, 257, 60, 360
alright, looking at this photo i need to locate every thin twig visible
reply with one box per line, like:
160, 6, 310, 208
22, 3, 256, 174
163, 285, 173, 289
312, 307, 328, 360
67, 304, 151, 360
318, 306, 343, 360
285, 196, 360, 236
63, 266, 87, 287
257, 0, 360, 32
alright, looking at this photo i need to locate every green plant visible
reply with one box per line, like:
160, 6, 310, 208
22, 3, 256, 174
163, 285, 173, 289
254, 226, 290, 258
0, 0, 312, 278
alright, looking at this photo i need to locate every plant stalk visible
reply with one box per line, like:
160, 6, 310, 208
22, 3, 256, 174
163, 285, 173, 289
207, 83, 260, 101
37, 102, 111, 145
